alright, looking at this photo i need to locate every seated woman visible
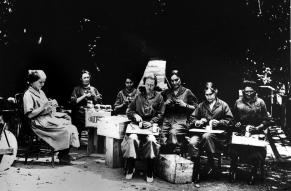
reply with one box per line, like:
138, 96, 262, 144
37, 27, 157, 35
70, 70, 102, 138
188, 82, 233, 183
113, 75, 137, 115
23, 70, 80, 165
161, 69, 198, 154
229, 80, 270, 184
121, 74, 164, 183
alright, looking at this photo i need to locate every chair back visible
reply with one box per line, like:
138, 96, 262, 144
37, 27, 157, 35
14, 93, 33, 145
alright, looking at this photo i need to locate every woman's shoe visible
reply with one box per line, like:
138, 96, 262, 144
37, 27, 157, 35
146, 176, 154, 183
146, 168, 154, 183
125, 168, 135, 180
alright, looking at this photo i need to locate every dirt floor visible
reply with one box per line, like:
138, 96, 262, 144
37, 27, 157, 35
1, 147, 291, 191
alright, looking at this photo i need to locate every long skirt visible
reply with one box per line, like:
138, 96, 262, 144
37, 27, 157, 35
32, 112, 80, 151
121, 134, 160, 159
71, 108, 86, 135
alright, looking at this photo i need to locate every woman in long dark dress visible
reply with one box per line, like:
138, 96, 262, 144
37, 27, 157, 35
23, 70, 80, 164
229, 80, 270, 184
121, 74, 164, 183
161, 69, 198, 154
70, 70, 102, 138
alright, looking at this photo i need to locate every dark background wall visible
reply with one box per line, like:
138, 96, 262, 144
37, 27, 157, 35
0, 0, 289, 108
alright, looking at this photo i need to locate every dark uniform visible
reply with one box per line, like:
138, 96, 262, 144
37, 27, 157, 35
162, 86, 198, 153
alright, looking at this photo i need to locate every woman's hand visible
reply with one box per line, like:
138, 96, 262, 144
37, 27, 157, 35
211, 119, 220, 127
249, 125, 257, 133
84, 92, 92, 98
124, 98, 130, 105
195, 118, 207, 127
235, 122, 241, 128
134, 114, 143, 123
176, 99, 187, 107
165, 98, 173, 105
142, 121, 152, 129
42, 102, 53, 114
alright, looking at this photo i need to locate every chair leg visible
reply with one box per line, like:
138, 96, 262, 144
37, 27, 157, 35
25, 152, 28, 164
25, 136, 34, 164
51, 149, 55, 167
217, 153, 222, 171
229, 156, 238, 183
260, 160, 265, 182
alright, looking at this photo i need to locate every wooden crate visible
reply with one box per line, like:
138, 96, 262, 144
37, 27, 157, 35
87, 128, 106, 154
85, 109, 111, 128
105, 137, 123, 168
157, 154, 193, 184
97, 116, 130, 139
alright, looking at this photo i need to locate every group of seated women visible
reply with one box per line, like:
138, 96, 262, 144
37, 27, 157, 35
114, 70, 270, 185
22, 69, 270, 185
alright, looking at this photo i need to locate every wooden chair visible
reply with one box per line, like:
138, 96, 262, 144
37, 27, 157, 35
15, 93, 55, 167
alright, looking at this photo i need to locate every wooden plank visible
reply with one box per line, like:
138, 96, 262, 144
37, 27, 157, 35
126, 123, 159, 135
105, 137, 123, 168
87, 128, 98, 154
189, 128, 224, 134
231, 135, 268, 147
138, 60, 168, 90
0, 148, 14, 155
97, 116, 130, 139
97, 135, 105, 154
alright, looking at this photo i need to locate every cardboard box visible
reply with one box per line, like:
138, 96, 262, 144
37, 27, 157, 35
97, 116, 130, 139
85, 109, 111, 128
157, 154, 194, 184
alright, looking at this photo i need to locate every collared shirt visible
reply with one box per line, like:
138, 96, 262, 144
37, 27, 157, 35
114, 88, 138, 114
189, 98, 233, 128
126, 91, 165, 124
234, 96, 269, 127
23, 86, 48, 116
163, 86, 198, 125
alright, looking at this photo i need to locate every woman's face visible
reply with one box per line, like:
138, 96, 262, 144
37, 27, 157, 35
32, 78, 46, 91
125, 78, 134, 89
205, 89, 216, 103
145, 78, 155, 94
171, 74, 181, 90
81, 73, 90, 86
243, 86, 255, 100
